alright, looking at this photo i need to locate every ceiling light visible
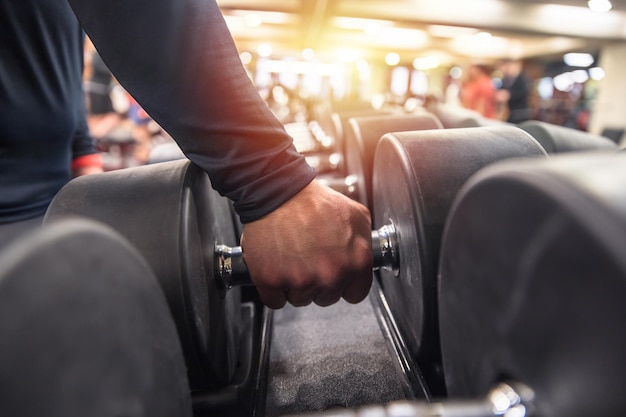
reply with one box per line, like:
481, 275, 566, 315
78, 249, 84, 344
229, 10, 293, 25
451, 33, 509, 58
337, 48, 361, 63
385, 52, 401, 66
563, 52, 594, 67
413, 56, 440, 71
449, 66, 463, 80
364, 22, 382, 36
538, 77, 554, 99
588, 0, 612, 12
553, 72, 574, 92
239, 51, 252, 65
257, 44, 273, 57
589, 67, 606, 80
571, 69, 590, 83
333, 16, 393, 31
244, 13, 262, 27
428, 25, 478, 38
376, 27, 428, 50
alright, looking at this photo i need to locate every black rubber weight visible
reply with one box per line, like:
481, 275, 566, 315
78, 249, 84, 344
518, 120, 618, 154
372, 125, 547, 393
0, 218, 191, 417
344, 112, 443, 212
44, 159, 241, 390
439, 153, 626, 417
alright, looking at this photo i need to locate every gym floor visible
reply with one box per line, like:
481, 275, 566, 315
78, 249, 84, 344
265, 282, 421, 416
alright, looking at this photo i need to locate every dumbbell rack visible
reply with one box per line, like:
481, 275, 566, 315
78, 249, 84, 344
191, 296, 274, 416
261, 277, 432, 416
27, 120, 626, 417
188, 275, 433, 417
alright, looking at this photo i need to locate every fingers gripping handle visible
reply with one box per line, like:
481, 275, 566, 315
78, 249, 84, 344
215, 223, 399, 291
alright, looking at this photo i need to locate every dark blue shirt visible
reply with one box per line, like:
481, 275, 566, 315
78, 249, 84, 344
1, 0, 95, 223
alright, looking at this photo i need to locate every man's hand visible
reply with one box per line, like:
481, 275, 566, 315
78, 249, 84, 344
240, 181, 373, 309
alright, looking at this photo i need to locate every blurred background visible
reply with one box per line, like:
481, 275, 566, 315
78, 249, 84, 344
84, 0, 626, 169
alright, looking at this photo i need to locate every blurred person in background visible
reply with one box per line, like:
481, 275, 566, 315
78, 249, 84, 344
126, 93, 154, 164
496, 59, 532, 123
461, 64, 497, 118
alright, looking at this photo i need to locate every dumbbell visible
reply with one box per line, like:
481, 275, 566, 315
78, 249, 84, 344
215, 125, 547, 396
0, 218, 191, 417
214, 125, 546, 395
214, 223, 400, 291
438, 152, 626, 417
343, 112, 443, 212
264, 113, 444, 271
371, 125, 548, 394
316, 112, 443, 211
428, 101, 509, 129
291, 138, 626, 417
43, 126, 544, 397
518, 120, 618, 154
45, 159, 242, 391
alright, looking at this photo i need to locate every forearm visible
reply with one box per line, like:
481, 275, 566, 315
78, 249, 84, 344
67, 0, 315, 222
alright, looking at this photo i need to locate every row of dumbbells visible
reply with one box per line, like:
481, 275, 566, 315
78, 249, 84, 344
2, 110, 624, 417
300, 106, 626, 417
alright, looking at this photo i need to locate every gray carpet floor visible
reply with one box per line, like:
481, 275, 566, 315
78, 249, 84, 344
264, 290, 409, 417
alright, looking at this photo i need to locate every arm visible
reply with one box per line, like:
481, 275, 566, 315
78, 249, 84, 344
67, 0, 372, 307
67, 0, 314, 222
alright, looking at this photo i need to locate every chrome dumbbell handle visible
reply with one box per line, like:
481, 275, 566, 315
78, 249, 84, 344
371, 223, 399, 276
214, 245, 250, 289
215, 223, 399, 291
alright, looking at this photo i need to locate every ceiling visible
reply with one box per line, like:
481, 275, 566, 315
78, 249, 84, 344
216, 0, 626, 67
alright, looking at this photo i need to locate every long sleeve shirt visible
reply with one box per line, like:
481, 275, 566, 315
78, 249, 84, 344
1, 0, 316, 224
0, 0, 97, 223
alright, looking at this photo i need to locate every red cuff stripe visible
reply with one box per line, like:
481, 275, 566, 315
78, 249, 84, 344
72, 153, 103, 170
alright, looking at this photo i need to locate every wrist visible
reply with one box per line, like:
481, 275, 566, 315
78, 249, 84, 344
72, 153, 103, 171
